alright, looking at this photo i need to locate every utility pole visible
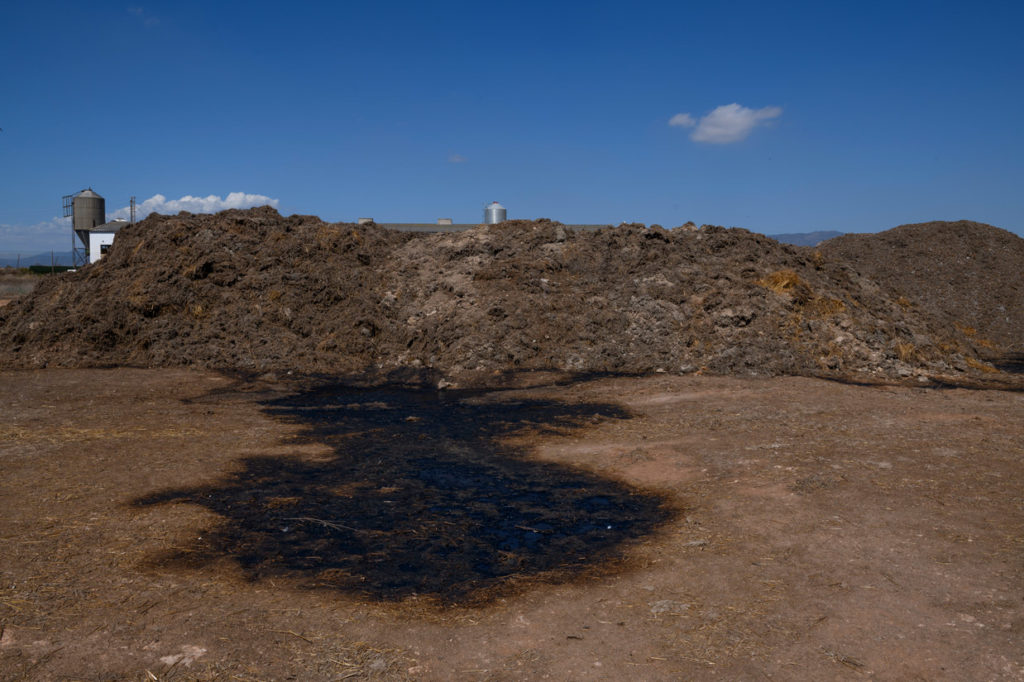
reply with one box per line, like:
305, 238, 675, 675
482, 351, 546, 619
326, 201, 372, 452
130, 196, 136, 225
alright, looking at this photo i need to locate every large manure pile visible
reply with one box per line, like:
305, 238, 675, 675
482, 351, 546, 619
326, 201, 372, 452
0, 207, 990, 385
819, 220, 1024, 355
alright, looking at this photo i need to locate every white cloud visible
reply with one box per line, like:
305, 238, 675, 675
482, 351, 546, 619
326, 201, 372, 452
108, 192, 280, 221
668, 113, 696, 128
0, 191, 280, 253
448, 153, 467, 163
0, 216, 71, 254
669, 103, 782, 144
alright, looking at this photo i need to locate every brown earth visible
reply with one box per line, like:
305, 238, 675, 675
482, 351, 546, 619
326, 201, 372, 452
1, 368, 1023, 680
819, 221, 1024, 357
0, 208, 1004, 385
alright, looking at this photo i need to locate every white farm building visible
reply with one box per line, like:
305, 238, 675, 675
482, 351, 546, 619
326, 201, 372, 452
86, 220, 128, 264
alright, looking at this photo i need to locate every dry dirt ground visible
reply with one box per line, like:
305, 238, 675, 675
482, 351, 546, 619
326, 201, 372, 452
1, 369, 1022, 681
0, 272, 37, 309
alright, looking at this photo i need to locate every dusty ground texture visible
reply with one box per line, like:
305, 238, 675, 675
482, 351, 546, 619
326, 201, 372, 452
0, 208, 1000, 383
2, 368, 1022, 680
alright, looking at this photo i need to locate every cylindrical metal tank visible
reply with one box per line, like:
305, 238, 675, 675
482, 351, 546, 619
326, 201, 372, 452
484, 201, 506, 224
73, 189, 105, 231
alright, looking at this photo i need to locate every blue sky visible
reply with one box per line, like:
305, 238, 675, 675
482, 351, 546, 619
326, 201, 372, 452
2, 0, 1023, 251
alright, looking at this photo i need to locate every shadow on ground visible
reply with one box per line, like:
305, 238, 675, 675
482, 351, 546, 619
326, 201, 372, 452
993, 353, 1024, 375
132, 382, 675, 605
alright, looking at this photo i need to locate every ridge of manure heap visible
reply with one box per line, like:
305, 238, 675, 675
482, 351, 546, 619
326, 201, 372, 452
0, 207, 998, 386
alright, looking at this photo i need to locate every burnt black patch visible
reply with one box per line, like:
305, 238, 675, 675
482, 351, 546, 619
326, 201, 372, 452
132, 383, 674, 605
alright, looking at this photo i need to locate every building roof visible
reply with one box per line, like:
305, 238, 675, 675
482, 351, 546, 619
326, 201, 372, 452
377, 223, 481, 233
88, 220, 129, 234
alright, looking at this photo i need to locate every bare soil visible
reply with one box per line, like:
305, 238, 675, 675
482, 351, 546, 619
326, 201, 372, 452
2, 368, 1022, 680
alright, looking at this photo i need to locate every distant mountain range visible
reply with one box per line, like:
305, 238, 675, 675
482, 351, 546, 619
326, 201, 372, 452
767, 231, 844, 247
0, 251, 75, 267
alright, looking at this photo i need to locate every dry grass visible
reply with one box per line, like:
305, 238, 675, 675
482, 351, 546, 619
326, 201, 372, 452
324, 641, 410, 680
0, 273, 39, 298
896, 342, 918, 363
955, 323, 1000, 350
757, 269, 803, 293
758, 269, 844, 318
965, 357, 1000, 373
758, 270, 815, 306
809, 297, 846, 317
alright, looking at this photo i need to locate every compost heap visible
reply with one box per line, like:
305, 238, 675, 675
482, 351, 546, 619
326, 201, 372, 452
0, 207, 998, 385
819, 221, 1024, 356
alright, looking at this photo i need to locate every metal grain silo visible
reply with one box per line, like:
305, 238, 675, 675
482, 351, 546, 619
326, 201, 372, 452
73, 188, 105, 231
62, 188, 107, 266
484, 201, 506, 224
